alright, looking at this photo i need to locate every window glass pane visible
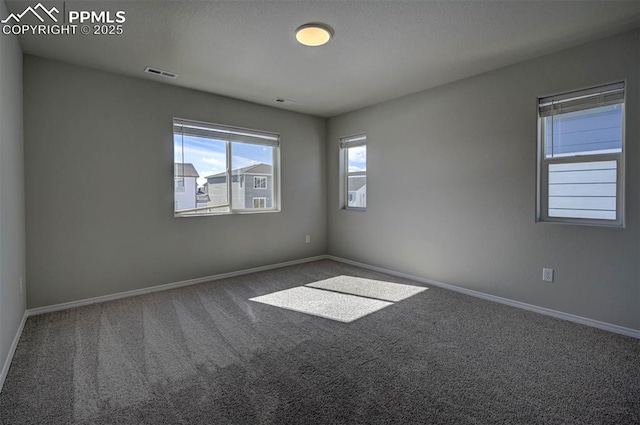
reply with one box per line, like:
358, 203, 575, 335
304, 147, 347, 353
548, 160, 617, 220
205, 174, 229, 213
174, 134, 228, 213
347, 175, 366, 208
253, 197, 266, 209
231, 142, 274, 210
348, 145, 367, 172
544, 104, 622, 158
254, 177, 267, 189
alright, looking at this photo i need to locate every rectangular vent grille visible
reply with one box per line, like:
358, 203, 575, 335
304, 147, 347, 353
144, 66, 178, 79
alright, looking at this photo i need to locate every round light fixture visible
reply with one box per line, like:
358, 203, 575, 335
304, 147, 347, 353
295, 23, 334, 47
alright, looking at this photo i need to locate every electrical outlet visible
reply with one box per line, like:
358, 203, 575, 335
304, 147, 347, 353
305, 235, 311, 244
542, 268, 554, 283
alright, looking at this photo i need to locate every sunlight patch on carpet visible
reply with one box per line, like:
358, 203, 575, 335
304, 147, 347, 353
249, 275, 427, 322
249, 286, 392, 323
306, 275, 427, 302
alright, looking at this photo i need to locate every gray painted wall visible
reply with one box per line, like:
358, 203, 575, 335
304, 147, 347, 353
327, 29, 639, 330
0, 0, 26, 380
24, 56, 327, 308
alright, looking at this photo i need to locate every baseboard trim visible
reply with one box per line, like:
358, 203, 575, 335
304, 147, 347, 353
9, 254, 635, 392
0, 310, 28, 393
20, 253, 640, 338
27, 255, 328, 316
327, 255, 640, 339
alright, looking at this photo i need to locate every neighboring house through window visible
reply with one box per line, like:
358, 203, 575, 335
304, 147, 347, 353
174, 118, 280, 216
537, 82, 625, 226
205, 164, 275, 210
174, 163, 199, 211
341, 134, 367, 209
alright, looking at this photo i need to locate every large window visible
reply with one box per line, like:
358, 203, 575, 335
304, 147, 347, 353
174, 119, 280, 216
341, 134, 367, 210
537, 82, 625, 226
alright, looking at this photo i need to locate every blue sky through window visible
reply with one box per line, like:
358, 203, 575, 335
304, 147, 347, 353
348, 145, 366, 172
174, 135, 273, 185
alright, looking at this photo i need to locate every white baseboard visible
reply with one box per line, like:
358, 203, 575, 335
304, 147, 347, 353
0, 310, 28, 393
27, 255, 328, 316
327, 255, 640, 339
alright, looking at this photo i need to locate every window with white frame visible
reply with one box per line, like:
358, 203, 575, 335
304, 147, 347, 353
174, 118, 280, 216
174, 178, 185, 192
341, 134, 367, 209
253, 197, 266, 209
254, 176, 267, 189
537, 82, 625, 226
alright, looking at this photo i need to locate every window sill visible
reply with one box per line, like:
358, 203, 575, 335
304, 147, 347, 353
536, 218, 623, 228
175, 209, 281, 218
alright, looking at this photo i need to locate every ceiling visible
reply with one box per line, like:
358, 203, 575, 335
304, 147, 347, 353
7, 1, 640, 117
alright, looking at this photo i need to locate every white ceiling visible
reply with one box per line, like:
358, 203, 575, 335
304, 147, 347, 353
8, 1, 640, 117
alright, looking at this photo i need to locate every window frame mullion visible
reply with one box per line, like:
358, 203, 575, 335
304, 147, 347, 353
226, 140, 233, 213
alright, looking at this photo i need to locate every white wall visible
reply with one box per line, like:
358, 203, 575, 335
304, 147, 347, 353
328, 29, 639, 330
0, 0, 26, 386
24, 56, 327, 308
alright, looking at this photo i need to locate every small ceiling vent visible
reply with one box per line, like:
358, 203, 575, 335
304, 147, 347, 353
144, 66, 178, 79
274, 98, 296, 105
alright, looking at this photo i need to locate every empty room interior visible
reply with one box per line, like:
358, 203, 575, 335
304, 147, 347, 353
1, 1, 639, 423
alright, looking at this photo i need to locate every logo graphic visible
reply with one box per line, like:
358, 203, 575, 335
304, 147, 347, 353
1, 2, 58, 24
2, 2, 126, 36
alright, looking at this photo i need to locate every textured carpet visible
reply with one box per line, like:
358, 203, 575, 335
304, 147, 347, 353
1, 260, 638, 424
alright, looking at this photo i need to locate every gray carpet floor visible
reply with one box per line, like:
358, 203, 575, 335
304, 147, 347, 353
1, 260, 638, 424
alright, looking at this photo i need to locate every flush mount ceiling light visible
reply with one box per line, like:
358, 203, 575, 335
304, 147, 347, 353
295, 23, 334, 47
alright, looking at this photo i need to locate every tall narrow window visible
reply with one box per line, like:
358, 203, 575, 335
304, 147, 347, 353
341, 134, 367, 210
174, 119, 280, 216
537, 82, 625, 226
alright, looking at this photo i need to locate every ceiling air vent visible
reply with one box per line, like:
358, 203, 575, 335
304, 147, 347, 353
274, 98, 296, 105
144, 66, 178, 79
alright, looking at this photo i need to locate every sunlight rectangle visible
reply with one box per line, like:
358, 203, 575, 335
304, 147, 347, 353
249, 286, 392, 323
306, 275, 427, 302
